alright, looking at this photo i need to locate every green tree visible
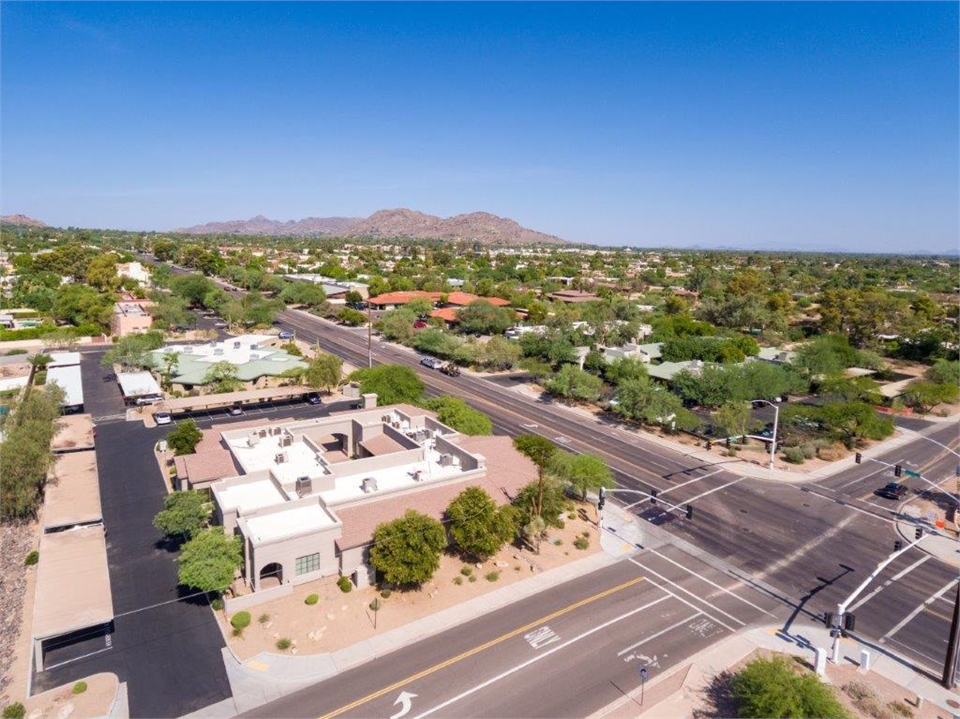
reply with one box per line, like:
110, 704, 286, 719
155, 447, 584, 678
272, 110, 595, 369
512, 478, 567, 553
446, 487, 518, 561
545, 364, 603, 403
337, 307, 367, 326
203, 362, 243, 393
732, 656, 850, 719
177, 528, 243, 593
52, 284, 113, 330
85, 254, 120, 292
377, 309, 418, 344
548, 451, 614, 501
421, 396, 493, 435
153, 490, 211, 541
349, 364, 424, 405
926, 359, 960, 387
167, 419, 203, 455
456, 300, 515, 335
369, 510, 447, 586
304, 353, 343, 393
712, 401, 755, 438
279, 281, 327, 308
613, 377, 684, 426
170, 274, 217, 306
903, 380, 959, 414
512, 434, 557, 546
100, 331, 165, 371
604, 357, 649, 386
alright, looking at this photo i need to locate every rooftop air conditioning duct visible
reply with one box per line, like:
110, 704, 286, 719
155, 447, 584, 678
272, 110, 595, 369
361, 477, 378, 494
275, 453, 286, 464
296, 476, 312, 497
413, 470, 423, 482
439, 453, 454, 467
281, 435, 292, 447
234, 341, 241, 349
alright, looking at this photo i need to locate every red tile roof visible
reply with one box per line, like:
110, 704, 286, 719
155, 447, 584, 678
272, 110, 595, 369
334, 435, 537, 550
444, 292, 510, 307
428, 308, 460, 323
368, 291, 442, 306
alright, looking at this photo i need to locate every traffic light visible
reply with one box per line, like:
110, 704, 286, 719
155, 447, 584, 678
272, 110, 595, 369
915, 527, 923, 540
844, 614, 856, 633
855, 453, 862, 464
823, 612, 834, 629
725, 437, 731, 449
686, 504, 694, 520
894, 464, 903, 477
650, 489, 658, 506
597, 487, 606, 512
894, 540, 902, 552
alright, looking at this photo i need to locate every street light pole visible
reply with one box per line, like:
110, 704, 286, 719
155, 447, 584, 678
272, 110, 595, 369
367, 301, 373, 369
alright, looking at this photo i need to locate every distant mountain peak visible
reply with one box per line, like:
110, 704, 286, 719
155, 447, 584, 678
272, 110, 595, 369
1, 214, 46, 227
175, 208, 566, 244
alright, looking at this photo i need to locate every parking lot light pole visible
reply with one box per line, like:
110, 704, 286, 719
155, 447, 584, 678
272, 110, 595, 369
752, 399, 780, 470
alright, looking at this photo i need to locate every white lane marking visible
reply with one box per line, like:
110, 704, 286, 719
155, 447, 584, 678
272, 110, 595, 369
885, 635, 950, 668
681, 476, 746, 505
627, 557, 741, 630
524, 626, 561, 650
616, 613, 701, 656
411, 595, 672, 719
833, 465, 889, 490
849, 556, 931, 612
659, 469, 724, 497
648, 548, 774, 616
757, 511, 861, 583
881, 578, 959, 641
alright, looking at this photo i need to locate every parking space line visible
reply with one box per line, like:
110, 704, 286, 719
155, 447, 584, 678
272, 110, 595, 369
627, 557, 740, 631
881, 578, 958, 641
648, 548, 775, 616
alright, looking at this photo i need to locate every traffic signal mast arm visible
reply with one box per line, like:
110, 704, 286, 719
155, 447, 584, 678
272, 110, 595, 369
855, 455, 958, 508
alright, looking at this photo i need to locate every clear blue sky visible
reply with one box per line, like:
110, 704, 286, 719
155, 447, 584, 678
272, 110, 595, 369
2, 2, 957, 252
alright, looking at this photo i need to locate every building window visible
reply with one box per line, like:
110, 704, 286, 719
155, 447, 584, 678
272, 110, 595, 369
295, 553, 320, 576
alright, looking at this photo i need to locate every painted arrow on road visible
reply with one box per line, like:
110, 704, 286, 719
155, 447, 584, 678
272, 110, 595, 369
390, 691, 418, 719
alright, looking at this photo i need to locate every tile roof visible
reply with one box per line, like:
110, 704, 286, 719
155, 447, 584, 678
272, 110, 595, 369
428, 308, 460, 323
368, 291, 442, 306
444, 292, 510, 307
334, 435, 536, 550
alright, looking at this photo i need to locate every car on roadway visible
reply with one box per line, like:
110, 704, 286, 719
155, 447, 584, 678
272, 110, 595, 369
420, 357, 445, 370
278, 329, 294, 340
306, 393, 322, 405
154, 412, 172, 426
228, 405, 244, 416
876, 482, 909, 500
440, 363, 461, 377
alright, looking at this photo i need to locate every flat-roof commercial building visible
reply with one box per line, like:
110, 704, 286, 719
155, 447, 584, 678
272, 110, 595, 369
111, 301, 154, 337
189, 402, 536, 599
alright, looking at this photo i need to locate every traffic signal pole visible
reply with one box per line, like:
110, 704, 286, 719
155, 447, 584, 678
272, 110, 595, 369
829, 534, 927, 663
943, 582, 960, 689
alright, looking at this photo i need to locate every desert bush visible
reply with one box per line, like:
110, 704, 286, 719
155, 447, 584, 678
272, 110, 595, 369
276, 638, 292, 651
337, 576, 353, 593
211, 597, 223, 611
573, 536, 590, 550
468, 574, 477, 583
485, 571, 500, 582
23, 550, 38, 566
553, 538, 563, 546
304, 593, 319, 605
72, 681, 87, 695
258, 613, 270, 624
230, 611, 251, 630
816, 443, 846, 461
783, 446, 806, 464
3, 703, 25, 719
888, 700, 914, 718
460, 566, 473, 577
734, 656, 850, 718
453, 576, 463, 585
380, 588, 392, 599
842, 682, 890, 719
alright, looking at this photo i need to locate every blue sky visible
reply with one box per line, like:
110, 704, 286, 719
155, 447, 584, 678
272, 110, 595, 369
2, 2, 957, 252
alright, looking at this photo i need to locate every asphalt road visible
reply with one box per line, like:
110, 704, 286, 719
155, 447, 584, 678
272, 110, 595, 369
280, 310, 960, 680
244, 546, 783, 719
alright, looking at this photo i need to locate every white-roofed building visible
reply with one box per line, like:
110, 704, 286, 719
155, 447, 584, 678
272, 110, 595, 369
116, 371, 163, 401
47, 364, 84, 412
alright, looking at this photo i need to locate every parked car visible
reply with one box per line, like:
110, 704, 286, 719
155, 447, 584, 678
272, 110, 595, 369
876, 482, 909, 500
135, 395, 163, 406
154, 412, 172, 426
412, 320, 428, 329
278, 329, 294, 340
420, 357, 445, 370
228, 405, 243, 416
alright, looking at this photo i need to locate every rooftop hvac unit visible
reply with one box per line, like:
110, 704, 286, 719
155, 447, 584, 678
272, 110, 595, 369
259, 429, 268, 438
392, 421, 400, 429
295, 476, 312, 497
413, 470, 423, 482
247, 434, 260, 447
233, 341, 241, 349
439, 453, 454, 467
275, 452, 286, 464
281, 434, 292, 447
382, 415, 392, 423
361, 477, 378, 494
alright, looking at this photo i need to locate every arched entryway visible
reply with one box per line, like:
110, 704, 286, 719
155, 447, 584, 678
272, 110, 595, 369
259, 562, 283, 589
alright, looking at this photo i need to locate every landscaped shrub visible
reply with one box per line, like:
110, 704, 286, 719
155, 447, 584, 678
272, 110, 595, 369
369, 598, 381, 612
211, 597, 223, 611
33, 370, 46, 385
72, 681, 88, 695
801, 443, 817, 460
258, 613, 270, 624
734, 656, 850, 718
276, 638, 292, 651
460, 566, 473, 576
304, 594, 319, 605
230, 611, 251, 630
468, 574, 477, 583
23, 550, 38, 566
380, 588, 392, 599
337, 576, 353, 593
453, 576, 463, 585
783, 447, 806, 464
485, 571, 500, 582
2, 702, 25, 719
573, 536, 590, 550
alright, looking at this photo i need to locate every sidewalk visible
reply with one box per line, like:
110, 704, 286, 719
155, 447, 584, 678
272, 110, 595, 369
592, 622, 960, 719
184, 506, 642, 717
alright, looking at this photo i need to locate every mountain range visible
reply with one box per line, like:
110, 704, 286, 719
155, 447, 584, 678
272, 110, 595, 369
175, 208, 567, 245
1, 214, 46, 227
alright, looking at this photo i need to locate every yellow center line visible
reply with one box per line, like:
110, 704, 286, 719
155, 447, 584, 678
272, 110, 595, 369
317, 575, 646, 719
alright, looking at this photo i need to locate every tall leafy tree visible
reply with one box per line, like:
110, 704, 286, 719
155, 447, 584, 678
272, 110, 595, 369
369, 510, 447, 586
421, 396, 492, 435
349, 364, 424, 405
304, 353, 343, 393
177, 528, 243, 593
153, 490, 212, 541
167, 419, 204, 455
446, 487, 518, 560
548, 451, 614, 501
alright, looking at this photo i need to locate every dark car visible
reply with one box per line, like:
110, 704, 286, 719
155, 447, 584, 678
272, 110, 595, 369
876, 482, 909, 500
306, 393, 322, 405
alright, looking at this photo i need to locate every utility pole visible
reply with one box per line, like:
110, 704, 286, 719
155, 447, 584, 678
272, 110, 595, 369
943, 582, 960, 689
367, 301, 373, 369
